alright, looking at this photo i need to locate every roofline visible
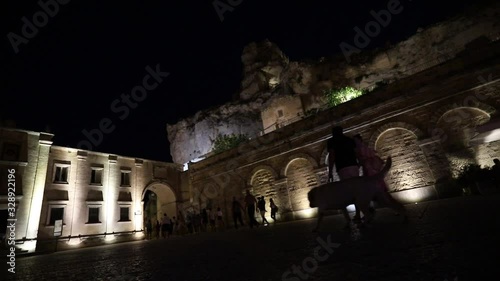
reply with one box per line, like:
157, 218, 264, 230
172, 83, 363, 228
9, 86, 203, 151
0, 126, 54, 137
50, 145, 181, 168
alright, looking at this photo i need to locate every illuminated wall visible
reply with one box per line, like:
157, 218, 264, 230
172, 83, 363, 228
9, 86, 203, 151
0, 128, 53, 253
284, 158, 319, 212
187, 41, 500, 220
261, 95, 304, 134
36, 146, 184, 250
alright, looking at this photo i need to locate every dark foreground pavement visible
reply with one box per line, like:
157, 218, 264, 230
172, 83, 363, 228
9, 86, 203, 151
2, 194, 500, 281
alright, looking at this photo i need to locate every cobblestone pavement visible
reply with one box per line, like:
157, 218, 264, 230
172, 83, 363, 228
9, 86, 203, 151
3, 194, 500, 281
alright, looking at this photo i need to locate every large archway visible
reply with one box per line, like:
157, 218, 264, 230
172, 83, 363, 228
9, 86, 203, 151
284, 157, 319, 212
374, 127, 434, 192
142, 182, 177, 228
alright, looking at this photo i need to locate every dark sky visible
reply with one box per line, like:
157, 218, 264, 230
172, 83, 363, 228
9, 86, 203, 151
1, 0, 488, 163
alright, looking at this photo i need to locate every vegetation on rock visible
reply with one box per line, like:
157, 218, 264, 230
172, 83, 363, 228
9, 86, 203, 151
324, 86, 365, 107
212, 133, 249, 153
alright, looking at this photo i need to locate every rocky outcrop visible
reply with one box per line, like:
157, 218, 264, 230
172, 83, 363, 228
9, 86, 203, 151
167, 2, 500, 165
166, 100, 264, 165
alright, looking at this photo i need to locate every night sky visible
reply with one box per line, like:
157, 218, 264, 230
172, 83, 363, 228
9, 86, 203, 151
1, 0, 489, 163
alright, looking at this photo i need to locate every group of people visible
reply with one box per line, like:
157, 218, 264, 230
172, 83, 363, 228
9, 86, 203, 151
145, 201, 269, 239
232, 191, 279, 229
145, 213, 175, 240
327, 125, 399, 224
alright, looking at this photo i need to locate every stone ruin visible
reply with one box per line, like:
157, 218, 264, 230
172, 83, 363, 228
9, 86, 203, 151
166, 2, 500, 165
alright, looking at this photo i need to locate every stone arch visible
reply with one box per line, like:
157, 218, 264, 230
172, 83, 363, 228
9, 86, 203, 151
281, 153, 319, 177
434, 105, 493, 150
370, 123, 434, 192
369, 121, 425, 149
142, 181, 178, 226
284, 155, 320, 212
192, 181, 221, 211
248, 165, 279, 186
429, 102, 495, 126
430, 103, 495, 177
248, 165, 278, 199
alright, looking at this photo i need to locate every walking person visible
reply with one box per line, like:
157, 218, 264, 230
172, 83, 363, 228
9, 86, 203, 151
232, 196, 245, 229
161, 213, 172, 239
216, 207, 225, 230
208, 208, 216, 232
146, 219, 152, 240
327, 125, 361, 227
171, 216, 177, 236
269, 198, 278, 222
201, 208, 209, 232
155, 220, 161, 239
244, 189, 260, 228
257, 196, 269, 225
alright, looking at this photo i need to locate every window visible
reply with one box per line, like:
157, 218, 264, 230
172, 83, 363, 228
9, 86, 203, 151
88, 207, 100, 223
48, 207, 64, 226
277, 109, 284, 117
54, 165, 69, 183
90, 168, 103, 185
1, 143, 20, 161
120, 171, 131, 187
119, 207, 130, 221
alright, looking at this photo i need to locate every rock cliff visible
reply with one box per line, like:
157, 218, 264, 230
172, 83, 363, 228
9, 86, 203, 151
167, 2, 500, 165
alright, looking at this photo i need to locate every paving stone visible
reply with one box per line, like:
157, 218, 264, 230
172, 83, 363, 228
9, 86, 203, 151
3, 194, 500, 281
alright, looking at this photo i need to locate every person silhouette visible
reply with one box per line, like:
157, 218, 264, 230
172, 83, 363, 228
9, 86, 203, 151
269, 198, 278, 222
257, 196, 269, 225
232, 196, 245, 229
327, 125, 360, 227
244, 190, 260, 228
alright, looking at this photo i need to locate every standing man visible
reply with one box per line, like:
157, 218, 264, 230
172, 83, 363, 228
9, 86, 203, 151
161, 213, 172, 238
244, 190, 260, 228
232, 196, 245, 229
327, 126, 360, 225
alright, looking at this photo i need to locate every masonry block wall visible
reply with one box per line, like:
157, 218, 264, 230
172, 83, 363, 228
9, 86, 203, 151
37, 146, 184, 250
0, 129, 53, 253
187, 41, 500, 224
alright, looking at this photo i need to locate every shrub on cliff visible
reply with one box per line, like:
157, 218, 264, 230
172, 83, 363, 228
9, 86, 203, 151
324, 86, 365, 107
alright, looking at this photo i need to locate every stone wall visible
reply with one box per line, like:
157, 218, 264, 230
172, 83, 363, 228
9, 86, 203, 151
166, 1, 500, 166
0, 128, 53, 253
187, 40, 500, 224
36, 146, 184, 251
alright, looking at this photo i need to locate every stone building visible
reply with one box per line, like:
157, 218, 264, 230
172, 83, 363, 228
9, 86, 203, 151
168, 2, 500, 223
184, 38, 500, 224
0, 126, 186, 253
2, 1, 500, 254
0, 128, 53, 253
